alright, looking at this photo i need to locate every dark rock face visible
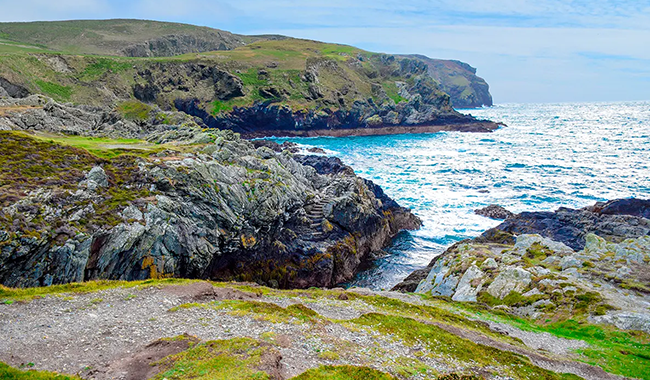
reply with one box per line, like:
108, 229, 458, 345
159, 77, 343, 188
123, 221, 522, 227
589, 198, 650, 219
174, 97, 498, 139
480, 199, 650, 251
474, 204, 514, 220
0, 77, 30, 98
293, 155, 355, 176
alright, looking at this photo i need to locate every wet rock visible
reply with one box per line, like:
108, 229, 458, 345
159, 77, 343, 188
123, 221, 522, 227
474, 204, 514, 220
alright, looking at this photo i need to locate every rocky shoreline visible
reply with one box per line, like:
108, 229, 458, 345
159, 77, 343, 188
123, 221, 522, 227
0, 95, 421, 289
395, 199, 650, 333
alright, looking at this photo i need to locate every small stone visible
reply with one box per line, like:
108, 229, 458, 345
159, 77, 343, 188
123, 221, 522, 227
481, 258, 498, 270
86, 166, 109, 188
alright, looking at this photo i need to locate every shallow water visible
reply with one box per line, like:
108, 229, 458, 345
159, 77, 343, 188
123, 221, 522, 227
272, 101, 650, 290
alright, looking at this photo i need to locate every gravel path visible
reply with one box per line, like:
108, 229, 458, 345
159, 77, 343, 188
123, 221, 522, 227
0, 282, 629, 380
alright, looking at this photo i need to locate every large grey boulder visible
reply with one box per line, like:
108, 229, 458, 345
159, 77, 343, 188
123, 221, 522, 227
486, 267, 532, 299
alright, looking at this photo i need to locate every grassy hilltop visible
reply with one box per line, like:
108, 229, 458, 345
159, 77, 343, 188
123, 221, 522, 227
0, 19, 492, 110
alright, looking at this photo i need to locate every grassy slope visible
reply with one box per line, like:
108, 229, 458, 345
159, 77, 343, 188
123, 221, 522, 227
0, 19, 242, 56
1, 280, 648, 379
0, 38, 415, 115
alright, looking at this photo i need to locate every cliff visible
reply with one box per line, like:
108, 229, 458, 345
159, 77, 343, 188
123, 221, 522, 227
0, 20, 499, 137
404, 55, 493, 108
0, 95, 421, 288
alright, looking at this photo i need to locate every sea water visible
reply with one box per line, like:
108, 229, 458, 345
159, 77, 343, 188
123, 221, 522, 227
272, 101, 650, 290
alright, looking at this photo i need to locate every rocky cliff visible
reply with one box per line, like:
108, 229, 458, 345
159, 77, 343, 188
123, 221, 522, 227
0, 23, 499, 137
396, 199, 650, 334
404, 55, 493, 108
0, 95, 421, 289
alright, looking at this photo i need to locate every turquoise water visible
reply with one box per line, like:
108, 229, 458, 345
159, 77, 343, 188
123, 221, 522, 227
273, 101, 650, 290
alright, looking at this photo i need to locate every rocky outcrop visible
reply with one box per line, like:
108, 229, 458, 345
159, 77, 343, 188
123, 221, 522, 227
402, 55, 493, 108
121, 33, 245, 57
475, 204, 514, 220
401, 199, 650, 333
0, 124, 421, 289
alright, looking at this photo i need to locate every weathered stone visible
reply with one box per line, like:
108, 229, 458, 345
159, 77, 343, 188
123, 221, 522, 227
487, 267, 532, 299
452, 265, 485, 302
481, 257, 498, 270
474, 204, 514, 220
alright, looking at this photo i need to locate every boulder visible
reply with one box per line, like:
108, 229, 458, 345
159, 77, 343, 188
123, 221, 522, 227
486, 267, 532, 299
474, 204, 514, 220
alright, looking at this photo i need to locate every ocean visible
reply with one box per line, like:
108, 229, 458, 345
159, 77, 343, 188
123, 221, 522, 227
272, 101, 650, 290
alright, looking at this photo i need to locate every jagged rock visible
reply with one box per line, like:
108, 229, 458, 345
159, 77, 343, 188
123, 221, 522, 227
86, 166, 109, 188
406, 199, 650, 333
0, 129, 421, 289
487, 267, 532, 299
481, 201, 650, 250
452, 265, 484, 302
474, 204, 514, 220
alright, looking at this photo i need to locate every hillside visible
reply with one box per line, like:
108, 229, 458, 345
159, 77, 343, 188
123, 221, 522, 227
0, 19, 255, 57
0, 19, 493, 119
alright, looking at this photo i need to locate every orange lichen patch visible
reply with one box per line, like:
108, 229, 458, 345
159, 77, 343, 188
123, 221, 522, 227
141, 256, 171, 279
241, 234, 257, 249
0, 105, 42, 116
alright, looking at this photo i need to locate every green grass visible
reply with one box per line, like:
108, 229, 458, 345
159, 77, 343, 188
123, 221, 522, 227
0, 279, 197, 303
382, 81, 407, 104
350, 313, 581, 380
115, 100, 152, 121
32, 134, 161, 159
0, 362, 80, 379
34, 80, 72, 101
153, 337, 275, 380
430, 296, 650, 380
290, 365, 397, 380
80, 58, 133, 80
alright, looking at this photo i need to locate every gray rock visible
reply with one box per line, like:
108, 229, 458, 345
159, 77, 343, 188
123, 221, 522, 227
481, 257, 498, 270
591, 312, 650, 334
452, 265, 485, 302
474, 204, 514, 220
487, 267, 532, 299
87, 166, 109, 188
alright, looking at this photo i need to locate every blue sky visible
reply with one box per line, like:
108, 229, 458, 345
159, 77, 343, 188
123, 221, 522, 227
1, 0, 649, 103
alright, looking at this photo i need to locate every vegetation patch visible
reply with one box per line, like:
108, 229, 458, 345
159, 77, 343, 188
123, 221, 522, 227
116, 100, 152, 121
0, 361, 80, 379
153, 337, 277, 380
290, 365, 397, 380
79, 58, 133, 80
34, 80, 73, 101
350, 313, 580, 380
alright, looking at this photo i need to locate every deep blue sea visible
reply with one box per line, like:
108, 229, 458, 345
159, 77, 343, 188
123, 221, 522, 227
273, 101, 650, 290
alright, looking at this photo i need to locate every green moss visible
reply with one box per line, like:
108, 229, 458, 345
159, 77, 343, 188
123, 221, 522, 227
290, 365, 397, 380
179, 300, 320, 324
0, 362, 80, 379
116, 100, 152, 121
153, 337, 275, 380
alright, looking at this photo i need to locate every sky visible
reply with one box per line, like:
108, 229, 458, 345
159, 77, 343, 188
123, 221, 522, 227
1, 0, 649, 104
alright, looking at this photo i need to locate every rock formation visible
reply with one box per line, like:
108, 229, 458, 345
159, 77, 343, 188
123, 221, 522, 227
396, 199, 650, 333
0, 96, 421, 289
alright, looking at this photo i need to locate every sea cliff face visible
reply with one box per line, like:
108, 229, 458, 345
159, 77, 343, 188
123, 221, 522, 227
404, 55, 493, 108
0, 96, 421, 289
0, 38, 499, 138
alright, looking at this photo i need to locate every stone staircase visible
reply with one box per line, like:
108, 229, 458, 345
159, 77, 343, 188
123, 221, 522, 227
306, 198, 327, 238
